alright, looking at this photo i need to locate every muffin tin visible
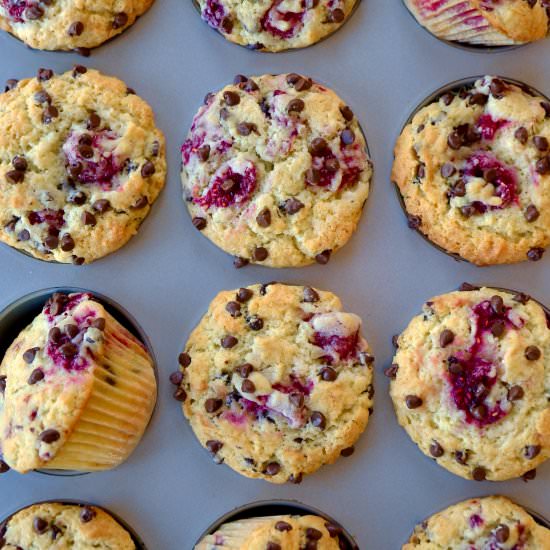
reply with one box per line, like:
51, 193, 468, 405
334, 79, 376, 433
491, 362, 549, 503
0, 0, 548, 548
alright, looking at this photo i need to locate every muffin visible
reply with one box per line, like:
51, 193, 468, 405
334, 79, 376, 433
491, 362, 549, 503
195, 0, 357, 51
0, 67, 166, 264
0, 0, 154, 52
0, 502, 136, 549
388, 286, 550, 481
196, 514, 343, 549
403, 0, 549, 47
181, 73, 372, 268
171, 283, 374, 483
0, 291, 156, 473
392, 75, 550, 265
404, 496, 550, 549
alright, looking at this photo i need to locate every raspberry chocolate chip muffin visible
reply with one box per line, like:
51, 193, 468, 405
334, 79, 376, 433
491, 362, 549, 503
196, 0, 357, 51
392, 76, 550, 265
388, 286, 550, 482
0, 291, 156, 473
404, 0, 549, 47
0, 67, 165, 264
0, 0, 153, 52
181, 73, 372, 268
171, 283, 374, 483
0, 502, 136, 549
404, 496, 550, 549
196, 514, 343, 549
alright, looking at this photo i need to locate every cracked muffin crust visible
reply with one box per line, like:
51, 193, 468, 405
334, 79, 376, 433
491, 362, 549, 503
0, 0, 154, 52
0, 502, 136, 549
195, 514, 343, 549
0, 67, 165, 264
0, 292, 156, 473
404, 0, 549, 47
404, 496, 550, 549
196, 0, 357, 51
388, 286, 550, 482
171, 283, 374, 484
392, 76, 550, 265
181, 73, 372, 268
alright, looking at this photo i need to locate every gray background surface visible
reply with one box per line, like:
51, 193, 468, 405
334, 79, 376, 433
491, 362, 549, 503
0, 1, 549, 547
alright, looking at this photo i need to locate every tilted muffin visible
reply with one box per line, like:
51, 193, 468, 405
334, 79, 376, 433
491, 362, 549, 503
196, 514, 344, 549
171, 283, 374, 483
0, 67, 165, 264
388, 286, 550, 481
0, 0, 153, 52
0, 291, 156, 473
404, 496, 550, 549
392, 75, 550, 265
404, 0, 549, 47
0, 502, 136, 549
181, 73, 372, 268
196, 0, 357, 51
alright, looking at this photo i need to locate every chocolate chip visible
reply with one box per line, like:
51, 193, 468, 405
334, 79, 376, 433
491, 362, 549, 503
0, 459, 9, 473
17, 228, 29, 241
472, 466, 486, 481
265, 461, 280, 475
471, 404, 487, 420
80, 507, 96, 523
276, 521, 292, 532
23, 347, 39, 363
535, 156, 550, 175
196, 144, 210, 162
494, 524, 510, 543
327, 7, 345, 21
87, 112, 101, 130
4, 78, 18, 92
131, 196, 149, 210
60, 342, 78, 358
310, 411, 326, 429
28, 368, 44, 385
178, 352, 191, 367
141, 161, 155, 178
64, 324, 78, 338
289, 392, 304, 408
286, 73, 312, 91
490, 295, 504, 314
192, 216, 207, 231
42, 105, 59, 124
221, 178, 236, 191
306, 528, 323, 541
237, 363, 253, 378
522, 469, 537, 481
513, 292, 530, 304
225, 301, 241, 317
384, 364, 399, 378
429, 441, 444, 457
60, 234, 75, 251
461, 204, 477, 218
93, 199, 111, 213
169, 371, 184, 385
206, 440, 223, 454
524, 445, 541, 459
340, 106, 354, 121
68, 21, 84, 36
220, 15, 233, 32
534, 136, 549, 151
407, 214, 421, 229
34, 517, 48, 534
39, 429, 60, 443
256, 208, 271, 227
309, 137, 328, 156
282, 197, 304, 214
173, 387, 187, 402
6, 170, 24, 184
524, 345, 541, 361
303, 287, 319, 303
221, 335, 238, 348
439, 329, 454, 347
237, 122, 257, 136
233, 256, 249, 268
44, 235, 59, 249
440, 163, 455, 178
525, 204, 540, 222
455, 450, 469, 465
241, 379, 256, 393
405, 395, 422, 409
416, 163, 425, 179
112, 12, 129, 28
306, 167, 321, 184
507, 385, 524, 401
37, 68, 53, 81
287, 98, 305, 114
81, 211, 96, 226
223, 90, 240, 106
447, 131, 463, 150
12, 156, 27, 172
315, 249, 331, 264
515, 126, 528, 144
527, 247, 545, 261
489, 78, 505, 97
91, 317, 105, 330
320, 367, 337, 381
341, 128, 355, 145
72, 255, 85, 265
340, 446, 355, 457
205, 398, 223, 413
392, 334, 400, 347
469, 93, 488, 106
253, 247, 268, 261
236, 288, 253, 302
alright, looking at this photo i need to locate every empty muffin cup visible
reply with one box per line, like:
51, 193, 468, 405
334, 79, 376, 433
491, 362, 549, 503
0, 287, 157, 475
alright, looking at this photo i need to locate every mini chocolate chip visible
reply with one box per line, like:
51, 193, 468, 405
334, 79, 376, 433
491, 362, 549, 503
494, 524, 510, 543
87, 112, 100, 130
81, 211, 96, 226
534, 136, 549, 151
253, 247, 268, 261
286, 73, 312, 91
221, 335, 238, 348
28, 368, 44, 385
39, 429, 60, 443
205, 398, 223, 413
507, 385, 524, 401
192, 216, 207, 231
325, 523, 342, 538
256, 208, 271, 227
173, 387, 187, 402
6, 170, 24, 184
65, 324, 79, 338
287, 98, 305, 114
282, 197, 304, 214
492, 320, 507, 339
315, 249, 332, 264
289, 392, 304, 408
405, 395, 422, 409
327, 7, 345, 22
223, 90, 240, 106
416, 163, 425, 179
489, 78, 505, 97
514, 126, 528, 144
471, 404, 487, 420
178, 352, 191, 367
513, 292, 530, 304
237, 122, 257, 136
141, 161, 155, 178
80, 507, 96, 523
439, 329, 454, 347
472, 466, 486, 481
440, 163, 455, 178
233, 256, 249, 268
60, 342, 78, 357
276, 521, 293, 532
197, 144, 210, 162
72, 255, 85, 265
4, 78, 18, 92
525, 345, 541, 361
43, 105, 59, 124
306, 167, 321, 184
309, 137, 329, 156
341, 128, 355, 145
73, 61, 89, 73
320, 367, 337, 381
384, 364, 399, 379
340, 446, 355, 457
310, 411, 326, 429
303, 287, 319, 302
37, 68, 53, 81
113, 12, 129, 28
325, 157, 340, 172
490, 295, 504, 314
34, 517, 48, 534
225, 301, 241, 317
392, 334, 400, 347
236, 288, 253, 302
340, 106, 354, 121
0, 459, 9, 473
525, 204, 540, 222
206, 440, 223, 454
169, 371, 184, 385
91, 318, 106, 330
306, 528, 323, 541
12, 156, 27, 171
131, 196, 149, 209
265, 461, 280, 475
68, 21, 84, 36
447, 131, 463, 150
44, 235, 59, 249
49, 327, 62, 342
459, 282, 479, 291
60, 234, 75, 251
455, 450, 469, 465
237, 363, 253, 378
220, 15, 233, 32
92, 199, 110, 213
524, 445, 541, 459
23, 347, 39, 363
527, 247, 545, 261
241, 379, 256, 393
469, 93, 488, 106
461, 204, 477, 218
535, 156, 550, 175
522, 469, 537, 481
407, 214, 421, 229
429, 441, 444, 458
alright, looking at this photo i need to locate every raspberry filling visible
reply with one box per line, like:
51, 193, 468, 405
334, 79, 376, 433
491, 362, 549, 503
28, 209, 65, 237
44, 292, 87, 322
1, 0, 39, 22
340, 142, 367, 188
309, 147, 340, 188
181, 132, 232, 166
475, 114, 508, 141
202, 0, 228, 31
261, 0, 305, 38
463, 152, 518, 212
313, 331, 359, 362
63, 130, 122, 190
194, 162, 257, 208
46, 329, 89, 371
469, 514, 484, 528
447, 300, 521, 427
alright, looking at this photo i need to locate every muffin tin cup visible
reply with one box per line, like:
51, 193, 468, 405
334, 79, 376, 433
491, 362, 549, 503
0, 499, 147, 549
400, 0, 525, 53
191, 0, 362, 53
195, 499, 359, 549
393, 75, 550, 264
0, 286, 158, 477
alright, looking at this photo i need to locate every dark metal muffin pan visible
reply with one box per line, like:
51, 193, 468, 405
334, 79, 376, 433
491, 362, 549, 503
0, 0, 548, 547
